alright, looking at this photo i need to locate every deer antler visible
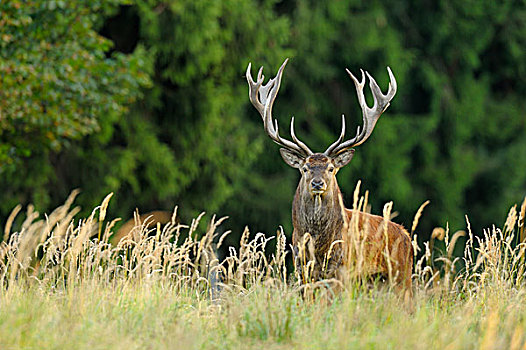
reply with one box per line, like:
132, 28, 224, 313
246, 59, 313, 157
324, 67, 397, 156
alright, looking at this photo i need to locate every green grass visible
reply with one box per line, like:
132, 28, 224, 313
1, 191, 526, 349
2, 281, 525, 349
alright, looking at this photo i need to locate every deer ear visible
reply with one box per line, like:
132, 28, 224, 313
279, 148, 305, 168
333, 149, 355, 168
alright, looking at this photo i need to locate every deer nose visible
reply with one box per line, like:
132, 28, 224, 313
311, 179, 325, 191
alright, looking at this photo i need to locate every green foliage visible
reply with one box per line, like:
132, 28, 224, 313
260, 0, 526, 235
0, 0, 149, 165
43, 0, 292, 228
380, 0, 526, 231
1, 0, 526, 240
0, 0, 150, 216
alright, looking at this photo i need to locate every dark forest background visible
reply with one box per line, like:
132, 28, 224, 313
1, 0, 526, 246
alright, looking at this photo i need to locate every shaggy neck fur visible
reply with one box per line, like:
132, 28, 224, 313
292, 179, 346, 254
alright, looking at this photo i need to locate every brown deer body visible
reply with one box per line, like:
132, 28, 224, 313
110, 210, 173, 245
246, 59, 413, 294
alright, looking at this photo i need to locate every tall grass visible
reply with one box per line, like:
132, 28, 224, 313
1, 188, 526, 349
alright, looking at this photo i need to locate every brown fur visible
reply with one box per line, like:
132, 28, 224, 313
110, 211, 173, 245
290, 153, 413, 295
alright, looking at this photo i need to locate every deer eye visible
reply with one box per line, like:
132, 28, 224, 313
302, 166, 308, 173
328, 166, 335, 173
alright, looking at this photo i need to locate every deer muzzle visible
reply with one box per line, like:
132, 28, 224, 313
310, 179, 327, 195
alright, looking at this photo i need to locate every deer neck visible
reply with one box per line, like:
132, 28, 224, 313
292, 181, 346, 244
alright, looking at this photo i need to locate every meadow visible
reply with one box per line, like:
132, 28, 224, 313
1, 189, 526, 350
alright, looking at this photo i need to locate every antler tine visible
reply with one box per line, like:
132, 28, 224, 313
324, 66, 397, 156
323, 69, 368, 156
349, 69, 368, 114
323, 114, 347, 156
290, 117, 313, 155
246, 63, 265, 117
246, 59, 313, 156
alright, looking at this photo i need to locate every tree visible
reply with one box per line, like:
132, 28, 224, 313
2, 0, 525, 245
0, 0, 150, 219
6, 0, 292, 237
223, 0, 526, 238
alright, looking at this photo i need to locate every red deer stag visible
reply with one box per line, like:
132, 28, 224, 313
246, 59, 412, 294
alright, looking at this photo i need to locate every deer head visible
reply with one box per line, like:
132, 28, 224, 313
246, 58, 397, 200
